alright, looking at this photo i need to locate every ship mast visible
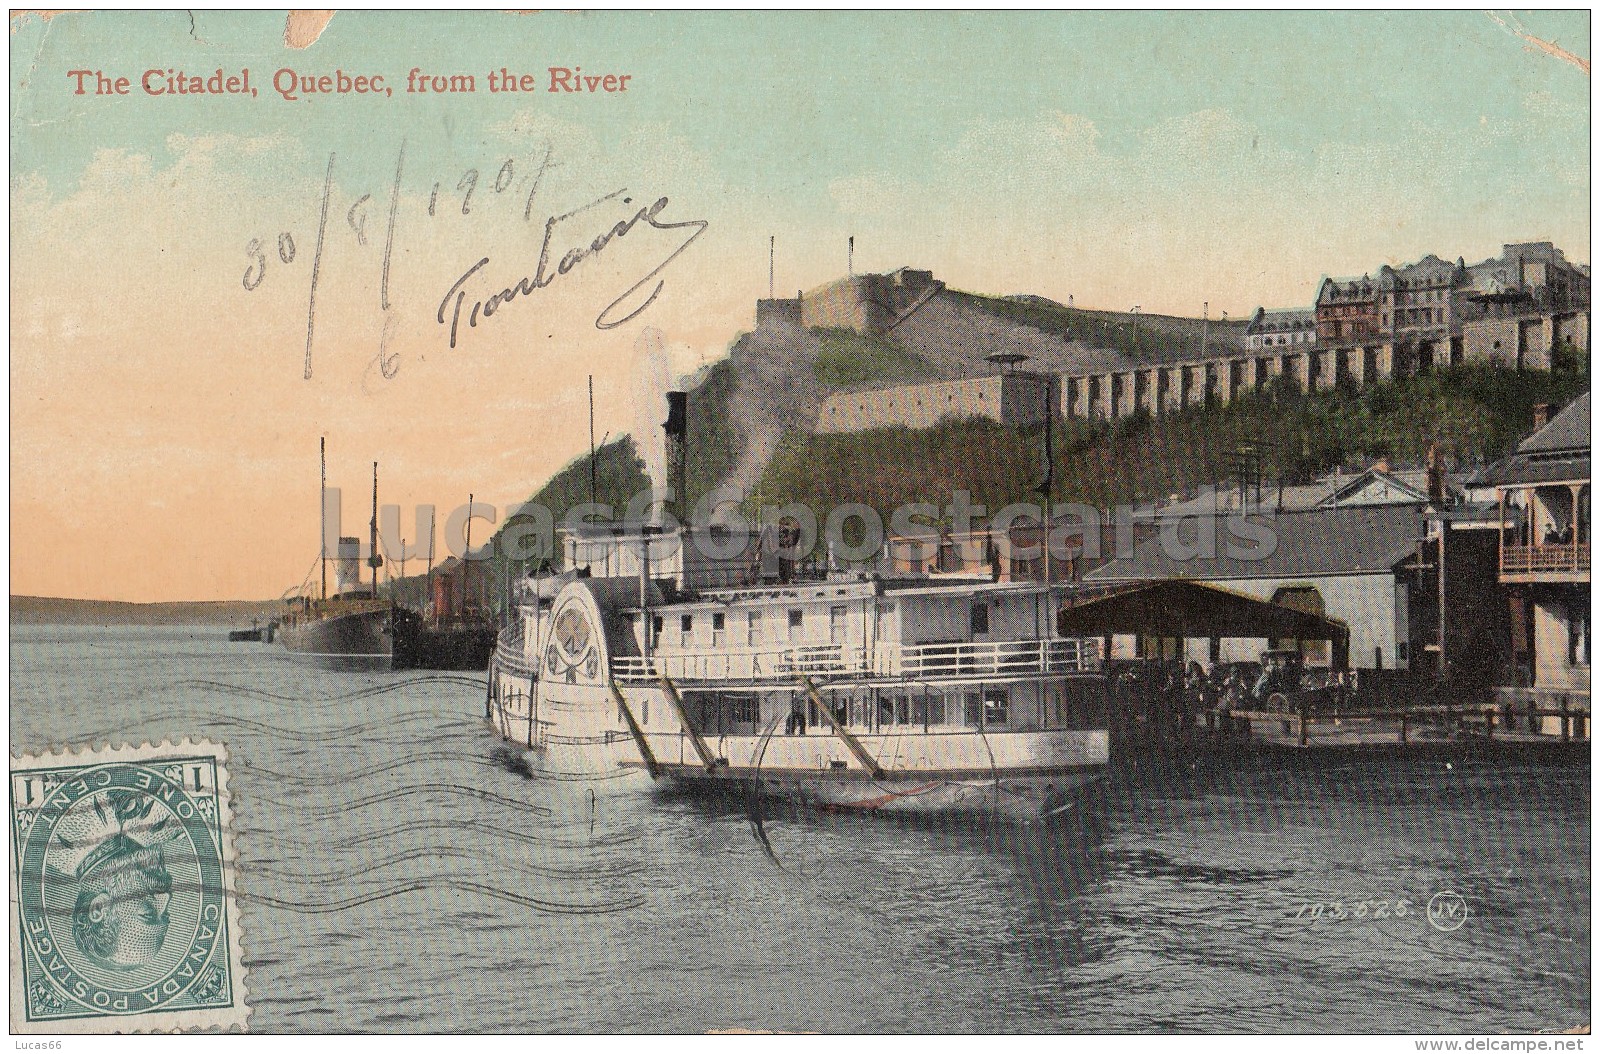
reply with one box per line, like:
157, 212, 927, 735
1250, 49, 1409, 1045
320, 437, 328, 601
369, 462, 381, 598
464, 493, 475, 614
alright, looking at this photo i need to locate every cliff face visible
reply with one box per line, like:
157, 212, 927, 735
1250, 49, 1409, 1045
688, 281, 1249, 506
678, 271, 1586, 524
705, 322, 824, 511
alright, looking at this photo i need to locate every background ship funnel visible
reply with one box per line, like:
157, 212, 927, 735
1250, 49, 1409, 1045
334, 536, 362, 595
664, 390, 688, 527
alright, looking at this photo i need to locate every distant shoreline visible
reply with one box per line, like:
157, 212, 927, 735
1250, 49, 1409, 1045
10, 596, 279, 627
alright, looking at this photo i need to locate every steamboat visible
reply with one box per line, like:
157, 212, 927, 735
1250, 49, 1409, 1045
488, 539, 1109, 819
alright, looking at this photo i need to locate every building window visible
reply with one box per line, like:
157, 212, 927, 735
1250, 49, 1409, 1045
680, 614, 694, 647
787, 609, 803, 642
963, 690, 982, 727
711, 612, 725, 647
983, 688, 1010, 726
729, 694, 759, 725
970, 602, 990, 636
746, 611, 762, 647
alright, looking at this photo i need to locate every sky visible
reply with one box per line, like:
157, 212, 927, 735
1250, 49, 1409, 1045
9, 9, 1591, 601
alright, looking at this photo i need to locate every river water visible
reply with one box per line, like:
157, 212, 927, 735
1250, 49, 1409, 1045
9, 625, 1590, 1033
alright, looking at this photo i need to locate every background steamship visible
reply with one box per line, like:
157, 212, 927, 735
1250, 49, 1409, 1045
280, 444, 392, 662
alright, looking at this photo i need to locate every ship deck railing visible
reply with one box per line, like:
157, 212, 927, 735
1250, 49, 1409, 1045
492, 628, 539, 678
611, 637, 1099, 686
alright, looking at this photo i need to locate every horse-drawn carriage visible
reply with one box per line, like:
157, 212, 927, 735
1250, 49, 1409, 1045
1247, 648, 1348, 715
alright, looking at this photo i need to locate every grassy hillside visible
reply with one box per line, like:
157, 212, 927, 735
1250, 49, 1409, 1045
685, 358, 744, 514
811, 327, 936, 389
385, 437, 650, 612
757, 363, 1587, 520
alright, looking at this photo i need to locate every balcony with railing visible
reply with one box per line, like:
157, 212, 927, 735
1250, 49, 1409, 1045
1501, 542, 1590, 580
610, 637, 1100, 686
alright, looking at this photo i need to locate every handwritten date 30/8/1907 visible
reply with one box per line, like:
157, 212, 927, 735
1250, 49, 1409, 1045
239, 144, 708, 380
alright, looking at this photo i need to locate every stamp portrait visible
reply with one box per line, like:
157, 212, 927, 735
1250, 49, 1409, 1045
9, 740, 247, 1033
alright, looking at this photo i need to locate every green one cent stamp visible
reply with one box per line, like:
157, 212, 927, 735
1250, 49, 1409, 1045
9, 740, 247, 1032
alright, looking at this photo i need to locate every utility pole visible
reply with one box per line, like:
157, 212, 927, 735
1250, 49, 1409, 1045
588, 376, 597, 506
769, 235, 775, 299
848, 235, 854, 277
426, 523, 436, 618
1201, 301, 1210, 360
465, 492, 475, 612
1130, 306, 1141, 353
1040, 392, 1054, 589
1438, 518, 1449, 683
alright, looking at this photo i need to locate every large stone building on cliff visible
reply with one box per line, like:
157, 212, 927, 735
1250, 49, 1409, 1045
756, 244, 1588, 437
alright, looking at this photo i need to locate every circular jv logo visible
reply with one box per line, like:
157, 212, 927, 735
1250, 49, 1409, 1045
1427, 891, 1469, 931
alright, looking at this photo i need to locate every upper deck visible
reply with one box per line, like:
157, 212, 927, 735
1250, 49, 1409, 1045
610, 635, 1098, 686
520, 572, 1101, 688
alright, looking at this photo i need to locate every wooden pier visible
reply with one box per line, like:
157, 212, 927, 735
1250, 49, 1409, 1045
1116, 697, 1590, 756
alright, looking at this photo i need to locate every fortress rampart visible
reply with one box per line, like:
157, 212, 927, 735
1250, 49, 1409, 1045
762, 266, 1589, 435
818, 372, 1056, 434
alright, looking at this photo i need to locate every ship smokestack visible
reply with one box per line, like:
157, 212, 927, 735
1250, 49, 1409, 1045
664, 391, 688, 526
334, 536, 362, 595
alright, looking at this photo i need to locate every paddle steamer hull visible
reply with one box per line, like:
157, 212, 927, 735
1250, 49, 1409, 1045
661, 765, 1104, 820
489, 574, 1112, 821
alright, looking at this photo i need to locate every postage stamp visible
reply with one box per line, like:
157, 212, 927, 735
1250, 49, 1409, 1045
9, 740, 247, 1033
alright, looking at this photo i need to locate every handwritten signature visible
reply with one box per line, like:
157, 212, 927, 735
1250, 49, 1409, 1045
437, 190, 708, 348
